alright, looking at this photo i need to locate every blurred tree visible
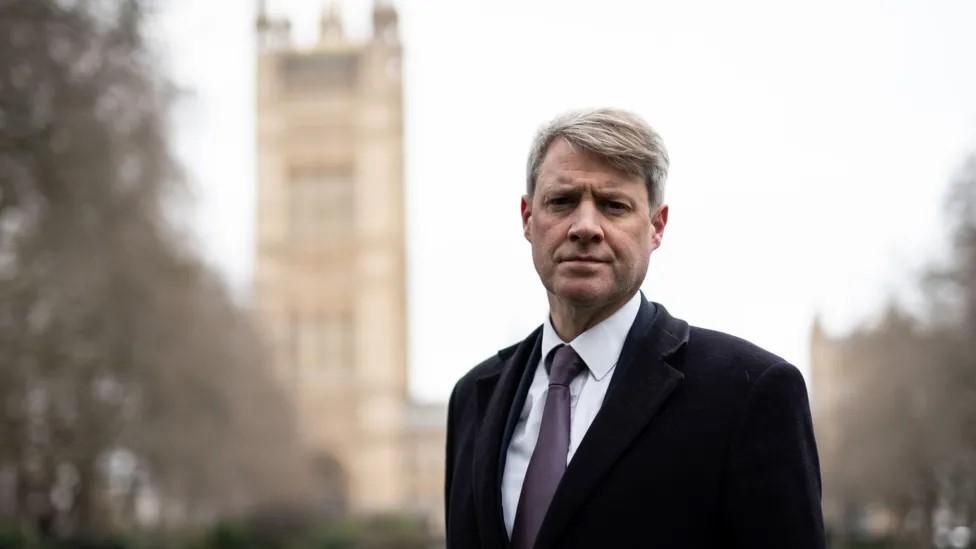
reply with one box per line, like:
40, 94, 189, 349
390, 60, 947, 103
822, 153, 976, 547
925, 151, 976, 547
0, 0, 316, 542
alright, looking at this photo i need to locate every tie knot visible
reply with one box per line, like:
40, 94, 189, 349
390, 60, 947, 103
546, 344, 586, 386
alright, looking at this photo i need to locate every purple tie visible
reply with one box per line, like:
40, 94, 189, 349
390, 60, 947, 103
510, 344, 586, 549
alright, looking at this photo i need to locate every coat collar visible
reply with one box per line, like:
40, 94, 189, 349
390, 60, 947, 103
472, 326, 542, 549
469, 298, 689, 549
534, 298, 689, 548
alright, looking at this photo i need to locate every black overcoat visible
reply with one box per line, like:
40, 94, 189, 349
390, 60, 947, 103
444, 299, 825, 548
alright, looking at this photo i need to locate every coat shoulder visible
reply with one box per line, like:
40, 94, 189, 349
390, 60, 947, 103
450, 340, 522, 399
683, 325, 798, 385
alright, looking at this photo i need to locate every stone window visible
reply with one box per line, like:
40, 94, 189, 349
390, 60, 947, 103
287, 165, 353, 247
281, 52, 357, 95
297, 311, 354, 379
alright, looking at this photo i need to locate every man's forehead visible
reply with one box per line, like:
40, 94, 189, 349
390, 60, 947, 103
537, 172, 643, 193
539, 138, 613, 170
538, 141, 637, 182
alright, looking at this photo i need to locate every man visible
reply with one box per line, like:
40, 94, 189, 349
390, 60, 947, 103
444, 108, 825, 548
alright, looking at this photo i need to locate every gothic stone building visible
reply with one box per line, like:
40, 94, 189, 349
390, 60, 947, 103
254, 2, 444, 530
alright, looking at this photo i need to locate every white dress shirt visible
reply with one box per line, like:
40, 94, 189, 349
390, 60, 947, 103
501, 292, 642, 536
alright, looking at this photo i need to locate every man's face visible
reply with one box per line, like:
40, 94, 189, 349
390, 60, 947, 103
521, 138, 668, 311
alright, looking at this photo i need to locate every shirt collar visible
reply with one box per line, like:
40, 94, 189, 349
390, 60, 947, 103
540, 292, 643, 381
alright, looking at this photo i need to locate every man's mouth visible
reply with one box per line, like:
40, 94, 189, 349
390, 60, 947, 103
560, 256, 608, 263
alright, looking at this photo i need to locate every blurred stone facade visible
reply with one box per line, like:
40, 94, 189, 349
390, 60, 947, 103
809, 318, 845, 531
809, 319, 897, 540
254, 2, 445, 530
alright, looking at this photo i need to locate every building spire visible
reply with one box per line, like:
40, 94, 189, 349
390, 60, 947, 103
319, 2, 345, 45
372, 0, 399, 44
256, 0, 291, 51
256, 0, 270, 33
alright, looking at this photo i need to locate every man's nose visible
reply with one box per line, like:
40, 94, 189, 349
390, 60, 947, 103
568, 201, 604, 243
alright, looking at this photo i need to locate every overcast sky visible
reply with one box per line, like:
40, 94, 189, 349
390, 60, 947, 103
152, 0, 976, 403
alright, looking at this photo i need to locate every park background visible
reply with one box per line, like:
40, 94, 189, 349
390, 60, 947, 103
2, 0, 976, 547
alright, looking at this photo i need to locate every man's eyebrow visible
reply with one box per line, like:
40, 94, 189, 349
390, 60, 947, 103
593, 188, 631, 199
544, 179, 579, 191
544, 176, 632, 193
551, 176, 577, 186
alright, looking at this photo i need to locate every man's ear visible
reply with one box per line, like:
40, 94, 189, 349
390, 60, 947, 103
521, 194, 533, 241
651, 204, 669, 248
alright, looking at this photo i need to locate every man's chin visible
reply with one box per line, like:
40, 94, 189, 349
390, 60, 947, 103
551, 283, 613, 308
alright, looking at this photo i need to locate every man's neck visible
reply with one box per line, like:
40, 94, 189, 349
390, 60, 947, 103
548, 293, 636, 341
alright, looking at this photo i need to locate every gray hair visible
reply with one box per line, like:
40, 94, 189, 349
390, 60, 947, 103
526, 108, 670, 207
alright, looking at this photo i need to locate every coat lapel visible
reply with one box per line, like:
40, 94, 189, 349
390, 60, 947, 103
472, 327, 542, 549
533, 300, 690, 549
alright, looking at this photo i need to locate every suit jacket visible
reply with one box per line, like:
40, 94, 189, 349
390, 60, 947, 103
444, 298, 825, 548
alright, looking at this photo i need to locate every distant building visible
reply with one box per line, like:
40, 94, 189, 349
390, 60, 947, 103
254, 1, 445, 530
810, 318, 899, 541
809, 317, 845, 531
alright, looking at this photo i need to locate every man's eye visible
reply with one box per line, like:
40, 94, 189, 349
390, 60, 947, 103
548, 196, 574, 207
605, 201, 629, 212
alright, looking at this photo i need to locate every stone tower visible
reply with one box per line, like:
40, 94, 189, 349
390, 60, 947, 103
254, 1, 411, 513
